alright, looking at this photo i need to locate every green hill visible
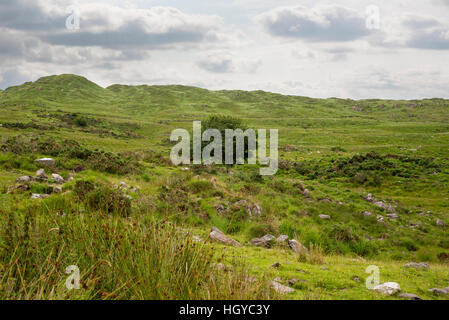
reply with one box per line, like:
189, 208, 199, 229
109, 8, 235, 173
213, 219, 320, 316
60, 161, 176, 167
0, 74, 449, 300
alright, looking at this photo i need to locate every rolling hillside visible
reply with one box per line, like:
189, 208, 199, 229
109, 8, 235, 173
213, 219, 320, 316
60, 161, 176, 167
1, 74, 449, 300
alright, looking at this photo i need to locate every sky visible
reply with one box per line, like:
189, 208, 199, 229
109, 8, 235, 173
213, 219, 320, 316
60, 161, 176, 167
1, 0, 449, 99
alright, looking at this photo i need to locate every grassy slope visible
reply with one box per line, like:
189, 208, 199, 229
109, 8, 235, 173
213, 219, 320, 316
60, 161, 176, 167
0, 74, 448, 300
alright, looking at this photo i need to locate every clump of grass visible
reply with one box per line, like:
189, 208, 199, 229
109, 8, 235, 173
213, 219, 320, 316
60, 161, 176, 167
0, 200, 274, 300
297, 243, 326, 265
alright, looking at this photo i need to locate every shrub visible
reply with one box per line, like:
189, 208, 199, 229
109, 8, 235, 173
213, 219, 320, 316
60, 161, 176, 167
85, 185, 132, 217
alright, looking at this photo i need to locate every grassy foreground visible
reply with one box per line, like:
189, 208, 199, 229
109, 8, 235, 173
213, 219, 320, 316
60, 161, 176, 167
0, 74, 448, 300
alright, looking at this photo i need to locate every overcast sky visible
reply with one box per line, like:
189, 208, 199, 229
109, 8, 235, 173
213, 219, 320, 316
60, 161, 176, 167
1, 0, 449, 99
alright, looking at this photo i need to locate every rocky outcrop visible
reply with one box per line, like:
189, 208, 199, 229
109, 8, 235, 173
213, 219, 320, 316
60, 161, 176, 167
248, 234, 275, 248
270, 281, 295, 294
398, 293, 422, 300
365, 194, 396, 213
404, 262, 429, 270
276, 235, 289, 243
51, 173, 64, 184
35, 158, 55, 166
288, 240, 308, 254
372, 282, 401, 296
428, 288, 449, 295
16, 176, 32, 183
36, 169, 48, 180
209, 227, 242, 247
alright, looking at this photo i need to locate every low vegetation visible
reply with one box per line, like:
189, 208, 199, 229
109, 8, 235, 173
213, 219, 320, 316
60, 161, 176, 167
0, 74, 448, 300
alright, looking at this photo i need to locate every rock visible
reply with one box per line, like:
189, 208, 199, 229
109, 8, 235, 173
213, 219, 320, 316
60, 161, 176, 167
192, 235, 202, 243
124, 195, 133, 200
404, 262, 429, 270
16, 176, 32, 183
428, 288, 448, 295
365, 194, 396, 212
270, 281, 295, 294
119, 181, 127, 188
399, 293, 422, 300
436, 219, 446, 227
209, 227, 242, 247
14, 184, 30, 192
31, 194, 49, 199
372, 282, 401, 296
302, 189, 311, 198
248, 234, 276, 248
276, 235, 289, 243
377, 215, 384, 222
51, 173, 64, 184
35, 158, 55, 166
386, 213, 399, 219
74, 165, 85, 173
296, 268, 310, 274
319, 214, 331, 220
288, 240, 308, 254
53, 186, 63, 194
271, 262, 281, 269
352, 276, 361, 282
362, 211, 373, 217
36, 169, 48, 180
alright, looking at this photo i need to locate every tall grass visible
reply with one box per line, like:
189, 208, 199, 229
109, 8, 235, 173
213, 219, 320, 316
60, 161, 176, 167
0, 196, 275, 300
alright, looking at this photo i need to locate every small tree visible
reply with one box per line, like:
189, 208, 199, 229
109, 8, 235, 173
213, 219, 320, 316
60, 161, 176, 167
201, 115, 254, 173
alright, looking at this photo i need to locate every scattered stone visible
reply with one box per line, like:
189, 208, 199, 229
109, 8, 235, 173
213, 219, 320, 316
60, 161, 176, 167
352, 276, 361, 282
404, 262, 429, 270
386, 213, 399, 220
192, 235, 202, 243
209, 227, 242, 247
321, 267, 329, 271
36, 169, 48, 180
248, 234, 276, 248
124, 195, 133, 200
119, 181, 127, 188
276, 235, 289, 243
362, 211, 373, 217
377, 215, 384, 223
51, 173, 64, 184
319, 214, 331, 220
296, 269, 310, 274
16, 176, 32, 183
53, 186, 63, 194
35, 158, 55, 166
271, 262, 281, 269
74, 165, 85, 173
428, 288, 448, 295
288, 240, 308, 254
31, 194, 49, 199
372, 282, 401, 296
365, 194, 396, 212
436, 219, 446, 227
398, 293, 422, 300
302, 189, 311, 198
270, 281, 295, 294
